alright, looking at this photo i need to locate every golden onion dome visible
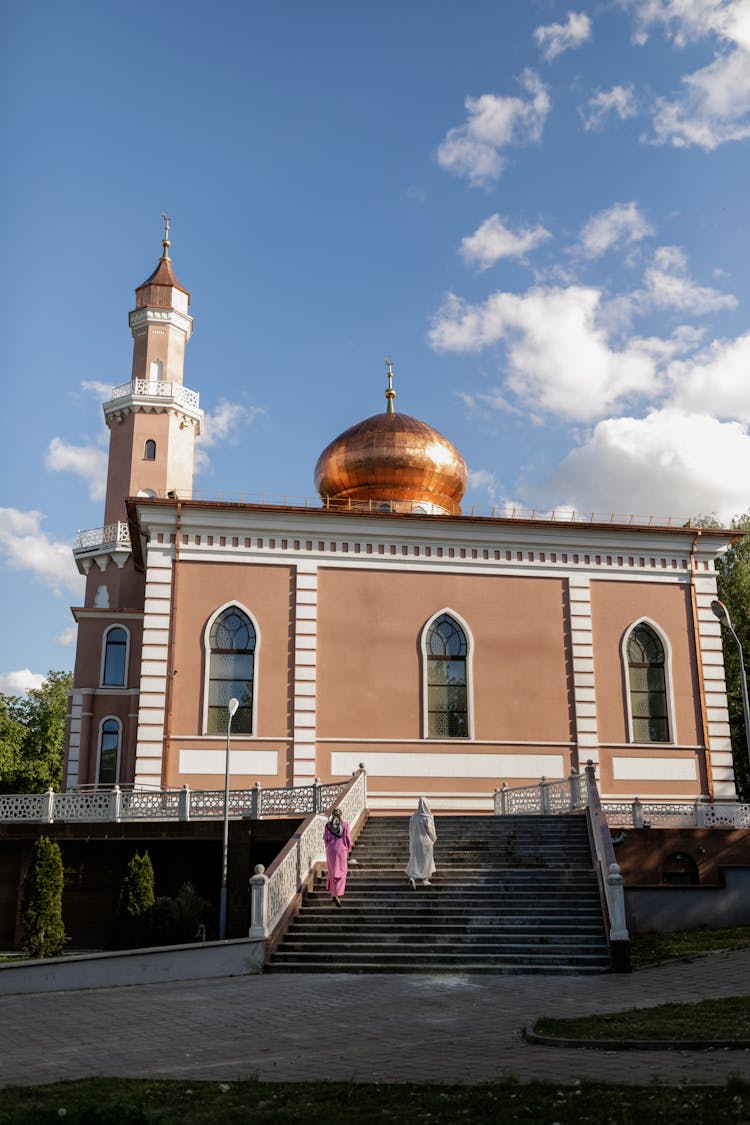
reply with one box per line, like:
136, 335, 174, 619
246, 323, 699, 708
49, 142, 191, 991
315, 363, 467, 516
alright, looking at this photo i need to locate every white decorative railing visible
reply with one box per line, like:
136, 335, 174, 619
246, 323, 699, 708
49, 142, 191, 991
494, 773, 587, 816
493, 773, 750, 829
108, 379, 200, 411
0, 779, 350, 824
249, 767, 368, 941
583, 762, 630, 963
74, 522, 131, 552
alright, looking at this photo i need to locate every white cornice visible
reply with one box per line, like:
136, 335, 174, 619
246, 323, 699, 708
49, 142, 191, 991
133, 502, 728, 579
128, 307, 193, 338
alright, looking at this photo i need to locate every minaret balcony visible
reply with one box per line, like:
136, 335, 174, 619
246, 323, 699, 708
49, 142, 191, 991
103, 379, 203, 435
73, 521, 132, 575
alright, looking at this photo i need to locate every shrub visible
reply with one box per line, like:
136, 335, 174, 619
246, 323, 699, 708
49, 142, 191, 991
21, 836, 68, 957
116, 851, 155, 947
147, 882, 212, 946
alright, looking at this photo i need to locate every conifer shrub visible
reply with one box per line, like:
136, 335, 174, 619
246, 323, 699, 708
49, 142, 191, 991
21, 836, 68, 958
147, 882, 212, 945
116, 851, 155, 947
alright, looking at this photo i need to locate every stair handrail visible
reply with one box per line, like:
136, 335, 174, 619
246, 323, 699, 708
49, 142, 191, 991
249, 766, 368, 942
494, 770, 586, 815
583, 760, 630, 971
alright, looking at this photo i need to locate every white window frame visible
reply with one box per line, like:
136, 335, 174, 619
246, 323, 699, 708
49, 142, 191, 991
420, 607, 475, 740
100, 624, 130, 688
96, 715, 122, 786
621, 617, 676, 745
202, 601, 260, 736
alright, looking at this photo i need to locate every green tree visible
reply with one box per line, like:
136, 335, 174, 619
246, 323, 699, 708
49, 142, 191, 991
21, 836, 68, 958
714, 512, 750, 802
117, 851, 155, 946
0, 670, 73, 793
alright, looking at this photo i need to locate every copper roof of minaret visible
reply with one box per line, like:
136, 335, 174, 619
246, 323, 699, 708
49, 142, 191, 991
135, 214, 190, 308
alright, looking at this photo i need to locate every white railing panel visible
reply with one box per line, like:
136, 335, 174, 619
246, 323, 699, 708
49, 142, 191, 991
0, 794, 47, 822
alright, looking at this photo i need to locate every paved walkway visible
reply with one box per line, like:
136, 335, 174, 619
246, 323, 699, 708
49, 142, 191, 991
3, 951, 750, 1088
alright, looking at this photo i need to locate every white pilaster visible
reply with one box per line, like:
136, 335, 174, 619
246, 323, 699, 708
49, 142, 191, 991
694, 576, 737, 799
568, 576, 599, 770
292, 562, 318, 785
133, 546, 173, 787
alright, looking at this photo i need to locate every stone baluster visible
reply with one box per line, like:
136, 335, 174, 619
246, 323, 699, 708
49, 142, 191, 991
606, 863, 629, 941
42, 788, 55, 824
249, 864, 269, 938
540, 776, 550, 815
178, 785, 191, 822
631, 797, 644, 829
251, 781, 262, 820
109, 785, 122, 822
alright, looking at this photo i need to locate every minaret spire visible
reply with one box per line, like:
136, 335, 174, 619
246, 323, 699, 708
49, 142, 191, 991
161, 211, 171, 260
384, 356, 396, 415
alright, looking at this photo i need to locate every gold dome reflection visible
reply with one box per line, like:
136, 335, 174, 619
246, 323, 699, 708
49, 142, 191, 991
315, 410, 468, 516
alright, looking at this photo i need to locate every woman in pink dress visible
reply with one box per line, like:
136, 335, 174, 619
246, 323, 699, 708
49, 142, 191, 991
323, 807, 352, 908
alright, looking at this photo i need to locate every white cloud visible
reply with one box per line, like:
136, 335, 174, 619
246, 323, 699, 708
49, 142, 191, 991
429, 286, 659, 420
651, 46, 750, 147
640, 245, 738, 313
0, 669, 46, 695
580, 84, 638, 130
55, 626, 78, 647
534, 10, 592, 60
536, 408, 750, 523
195, 399, 265, 472
460, 214, 552, 270
577, 201, 654, 259
435, 70, 551, 187
626, 1, 750, 147
467, 468, 499, 502
79, 380, 112, 399
45, 437, 108, 501
0, 508, 83, 597
668, 331, 750, 418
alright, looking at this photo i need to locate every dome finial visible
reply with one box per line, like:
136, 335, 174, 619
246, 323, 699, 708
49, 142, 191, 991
161, 211, 171, 260
384, 356, 396, 415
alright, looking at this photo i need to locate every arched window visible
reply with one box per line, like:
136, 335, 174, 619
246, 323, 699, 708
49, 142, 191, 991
207, 606, 256, 734
424, 613, 469, 738
102, 626, 128, 687
626, 622, 670, 743
144, 439, 156, 461
149, 358, 163, 381
98, 718, 121, 786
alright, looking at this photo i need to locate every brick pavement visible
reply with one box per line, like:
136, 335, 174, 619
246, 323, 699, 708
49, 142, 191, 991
3, 950, 750, 1088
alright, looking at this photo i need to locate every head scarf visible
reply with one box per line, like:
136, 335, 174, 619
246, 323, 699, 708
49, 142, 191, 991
326, 807, 343, 837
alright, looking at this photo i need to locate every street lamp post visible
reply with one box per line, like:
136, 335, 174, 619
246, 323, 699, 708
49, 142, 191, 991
219, 697, 239, 940
711, 599, 750, 782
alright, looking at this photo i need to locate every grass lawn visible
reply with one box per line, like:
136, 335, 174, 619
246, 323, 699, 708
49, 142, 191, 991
534, 995, 750, 1042
1, 1078, 750, 1124
631, 925, 750, 968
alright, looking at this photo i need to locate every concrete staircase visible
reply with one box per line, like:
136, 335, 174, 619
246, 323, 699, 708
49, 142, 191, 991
268, 814, 611, 974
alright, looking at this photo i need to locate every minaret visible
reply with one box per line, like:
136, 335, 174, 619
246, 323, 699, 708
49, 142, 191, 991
100, 215, 203, 525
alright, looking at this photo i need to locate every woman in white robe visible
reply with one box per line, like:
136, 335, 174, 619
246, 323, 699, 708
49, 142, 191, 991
406, 796, 437, 887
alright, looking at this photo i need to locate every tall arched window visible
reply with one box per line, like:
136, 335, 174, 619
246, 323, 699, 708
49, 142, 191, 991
144, 439, 156, 461
207, 606, 256, 734
149, 358, 163, 381
98, 718, 121, 786
626, 622, 670, 742
102, 626, 128, 686
425, 613, 469, 738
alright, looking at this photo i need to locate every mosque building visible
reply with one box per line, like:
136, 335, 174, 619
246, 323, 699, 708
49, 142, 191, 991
63, 228, 739, 812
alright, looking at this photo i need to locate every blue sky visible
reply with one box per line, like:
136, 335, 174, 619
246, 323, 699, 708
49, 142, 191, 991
2, 0, 750, 692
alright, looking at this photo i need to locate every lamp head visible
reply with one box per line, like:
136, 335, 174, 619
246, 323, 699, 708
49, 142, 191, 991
228, 697, 239, 718
711, 599, 732, 628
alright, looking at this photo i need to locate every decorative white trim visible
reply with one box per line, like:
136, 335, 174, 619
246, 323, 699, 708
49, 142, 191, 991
201, 601, 260, 736
293, 563, 318, 785
178, 748, 279, 775
330, 750, 565, 778
612, 756, 697, 782
65, 691, 84, 789
621, 616, 677, 747
134, 550, 173, 786
567, 577, 600, 769
420, 607, 474, 740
